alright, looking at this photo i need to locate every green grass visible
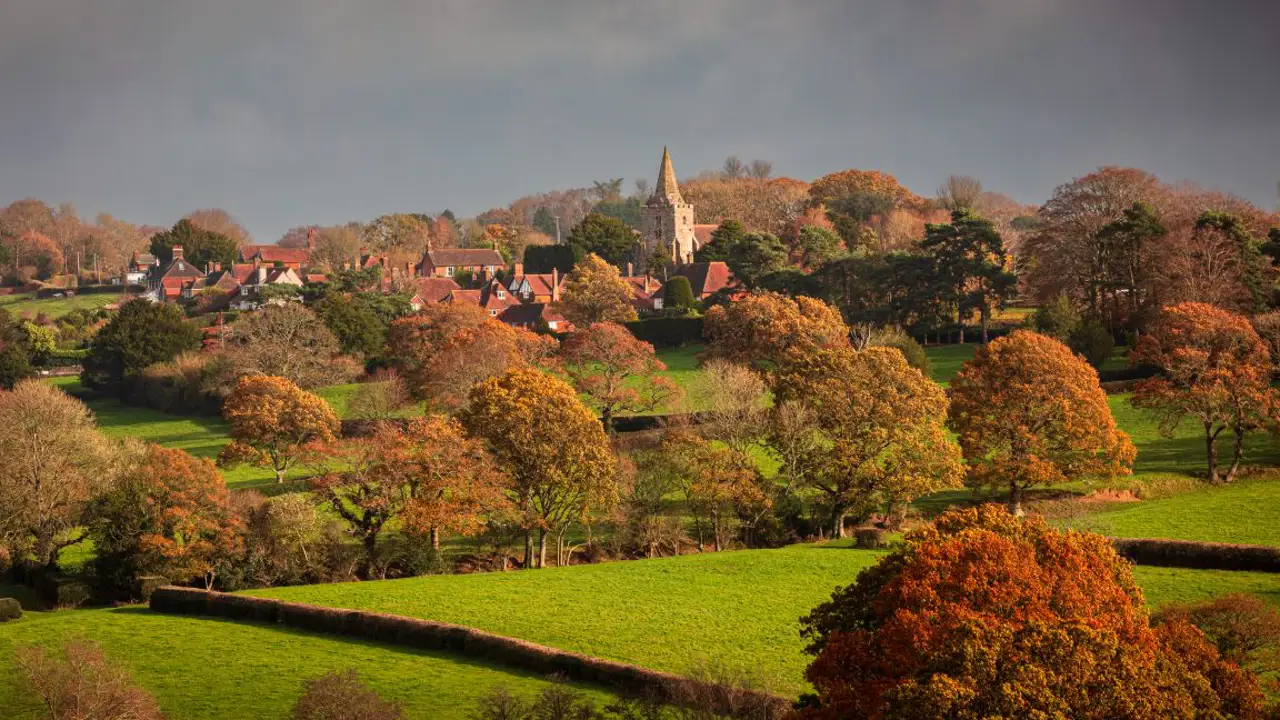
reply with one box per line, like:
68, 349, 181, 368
923, 343, 976, 386
653, 345, 705, 413
0, 292, 126, 318
250, 543, 1280, 696
52, 378, 284, 489
0, 608, 609, 720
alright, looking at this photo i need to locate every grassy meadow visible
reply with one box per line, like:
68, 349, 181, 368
251, 543, 1280, 696
0, 291, 127, 318
0, 608, 608, 720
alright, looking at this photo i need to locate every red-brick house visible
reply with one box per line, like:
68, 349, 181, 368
674, 261, 736, 299
416, 248, 504, 279
498, 302, 569, 332
148, 246, 204, 301
238, 245, 312, 270
408, 277, 462, 310
447, 279, 521, 317
623, 274, 665, 311
507, 264, 565, 303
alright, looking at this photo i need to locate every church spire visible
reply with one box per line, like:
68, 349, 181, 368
652, 146, 683, 204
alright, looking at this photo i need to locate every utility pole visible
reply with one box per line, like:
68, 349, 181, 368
553, 215, 561, 245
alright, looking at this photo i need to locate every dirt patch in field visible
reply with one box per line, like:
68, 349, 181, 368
1079, 489, 1142, 504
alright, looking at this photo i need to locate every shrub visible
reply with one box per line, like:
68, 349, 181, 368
1153, 594, 1280, 671
624, 317, 704, 348
291, 670, 405, 720
15, 639, 165, 720
136, 351, 216, 414
663, 276, 696, 310
1068, 320, 1115, 368
81, 299, 201, 396
851, 527, 887, 549
1029, 294, 1080, 341
0, 342, 34, 389
868, 326, 930, 374
0, 597, 22, 621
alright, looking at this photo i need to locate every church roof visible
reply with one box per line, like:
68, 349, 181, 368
650, 146, 684, 205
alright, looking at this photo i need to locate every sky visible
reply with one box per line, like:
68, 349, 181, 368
2, 0, 1278, 242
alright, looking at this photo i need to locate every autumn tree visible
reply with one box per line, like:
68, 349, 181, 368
651, 429, 770, 552
89, 445, 243, 592
361, 213, 431, 253
207, 303, 357, 393
383, 416, 509, 551
561, 322, 679, 431
309, 224, 363, 270
682, 177, 810, 236
557, 253, 639, 327
949, 331, 1136, 514
1157, 211, 1272, 313
703, 292, 850, 377
565, 213, 635, 267
461, 368, 616, 569
774, 347, 963, 537
219, 375, 340, 483
150, 218, 238, 268
797, 506, 1264, 720
0, 381, 119, 571
5, 231, 65, 280
388, 302, 557, 411
935, 174, 983, 211
1131, 302, 1278, 484
17, 640, 166, 720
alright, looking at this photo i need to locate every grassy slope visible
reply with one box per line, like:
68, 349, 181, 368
251, 544, 1280, 695
0, 292, 125, 318
0, 609, 607, 720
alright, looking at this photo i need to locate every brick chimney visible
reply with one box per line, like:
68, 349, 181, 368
172, 245, 184, 261
514, 262, 523, 277
306, 226, 317, 250
552, 267, 560, 302
626, 262, 634, 278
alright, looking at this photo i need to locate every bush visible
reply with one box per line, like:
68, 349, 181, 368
1068, 321, 1115, 368
1153, 594, 1280, 668
82, 299, 201, 396
1110, 537, 1280, 572
0, 342, 34, 389
15, 639, 165, 720
625, 317, 704, 348
0, 597, 22, 621
1030, 294, 1080, 341
663, 276, 696, 310
869, 326, 930, 375
852, 527, 887, 549
135, 351, 219, 414
292, 670, 405, 720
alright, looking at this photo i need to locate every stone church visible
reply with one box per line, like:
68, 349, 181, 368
639, 147, 699, 269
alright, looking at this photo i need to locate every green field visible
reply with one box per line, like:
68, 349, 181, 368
0, 609, 607, 720
249, 543, 1280, 696
0, 291, 127, 318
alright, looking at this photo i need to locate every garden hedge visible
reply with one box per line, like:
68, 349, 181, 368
149, 587, 789, 713
0, 597, 22, 622
624, 317, 704, 348
1110, 537, 1280, 572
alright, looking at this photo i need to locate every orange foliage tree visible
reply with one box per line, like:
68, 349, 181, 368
218, 375, 340, 483
948, 330, 1135, 514
461, 368, 616, 569
680, 176, 810, 236
388, 302, 557, 412
808, 169, 924, 210
773, 347, 963, 537
557, 253, 638, 327
91, 445, 243, 590
1130, 302, 1279, 484
703, 292, 850, 378
388, 416, 510, 551
797, 506, 1265, 720
654, 429, 770, 552
561, 321, 680, 431
6, 230, 65, 280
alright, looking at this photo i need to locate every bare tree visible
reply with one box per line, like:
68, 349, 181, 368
184, 208, 253, 245
722, 156, 745, 179
633, 178, 652, 199
748, 159, 774, 180
696, 359, 768, 452
937, 175, 984, 211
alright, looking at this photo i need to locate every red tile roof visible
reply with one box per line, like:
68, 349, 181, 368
239, 245, 311, 265
675, 261, 735, 297
414, 277, 461, 305
423, 248, 504, 268
692, 224, 719, 247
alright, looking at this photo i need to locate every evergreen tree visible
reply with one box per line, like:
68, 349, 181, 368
149, 219, 238, 268
565, 213, 635, 268
82, 299, 202, 396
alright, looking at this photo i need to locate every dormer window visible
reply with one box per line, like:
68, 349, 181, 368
497, 290, 506, 299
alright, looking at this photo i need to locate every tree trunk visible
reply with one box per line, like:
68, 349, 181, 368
831, 507, 845, 539
276, 467, 285, 483
711, 513, 722, 552
523, 530, 534, 569
1206, 423, 1220, 484
980, 306, 990, 344
1008, 481, 1024, 517
694, 517, 705, 553
1224, 427, 1246, 483
430, 526, 440, 551
537, 529, 548, 569
362, 533, 379, 577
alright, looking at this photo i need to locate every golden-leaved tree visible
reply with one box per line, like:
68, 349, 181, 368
557, 253, 638, 327
703, 292, 850, 378
948, 330, 1135, 514
218, 375, 340, 483
773, 346, 963, 537
461, 368, 616, 569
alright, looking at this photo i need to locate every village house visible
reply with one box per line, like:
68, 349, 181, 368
498, 302, 569, 332
416, 248, 504, 279
408, 277, 461, 310
447, 279, 521, 317
122, 251, 155, 285
147, 246, 204, 301
674, 261, 736, 299
507, 264, 565, 303
237, 245, 311, 271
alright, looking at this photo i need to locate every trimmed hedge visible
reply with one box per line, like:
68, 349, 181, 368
1110, 537, 1280, 572
624, 317, 704, 348
149, 587, 790, 712
34, 284, 142, 298
0, 597, 21, 622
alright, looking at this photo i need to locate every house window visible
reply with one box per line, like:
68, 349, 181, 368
446, 266, 455, 277
497, 290, 506, 299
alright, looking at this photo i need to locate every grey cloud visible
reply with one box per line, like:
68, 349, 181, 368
1, 0, 1277, 241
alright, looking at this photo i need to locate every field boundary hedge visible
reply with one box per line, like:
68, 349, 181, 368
149, 587, 791, 713
1110, 537, 1280, 572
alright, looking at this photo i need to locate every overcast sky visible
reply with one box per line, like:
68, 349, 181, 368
2, 0, 1277, 242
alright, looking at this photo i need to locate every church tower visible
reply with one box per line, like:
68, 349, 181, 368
640, 147, 697, 269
